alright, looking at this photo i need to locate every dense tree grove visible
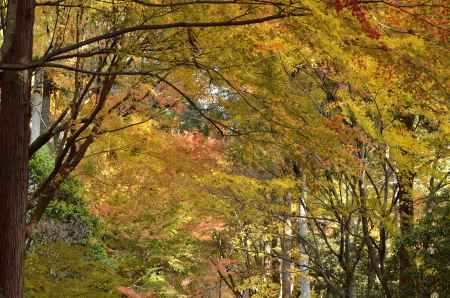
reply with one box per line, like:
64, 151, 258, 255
0, 0, 448, 297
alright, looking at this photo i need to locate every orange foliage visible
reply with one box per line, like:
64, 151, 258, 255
116, 287, 154, 298
190, 216, 225, 240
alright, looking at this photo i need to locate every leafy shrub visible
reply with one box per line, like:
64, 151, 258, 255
29, 147, 100, 245
25, 242, 126, 298
29, 146, 54, 186
404, 199, 450, 296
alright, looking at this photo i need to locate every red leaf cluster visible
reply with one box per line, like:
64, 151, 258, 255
335, 0, 380, 39
177, 132, 222, 161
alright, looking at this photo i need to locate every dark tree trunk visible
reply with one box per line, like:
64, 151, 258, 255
0, 1, 35, 297
343, 272, 355, 298
398, 169, 416, 296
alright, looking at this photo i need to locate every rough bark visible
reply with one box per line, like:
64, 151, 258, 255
0, 1, 35, 297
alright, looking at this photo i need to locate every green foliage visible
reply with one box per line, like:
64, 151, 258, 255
44, 182, 100, 238
28, 147, 100, 248
29, 146, 54, 185
404, 198, 450, 296
25, 242, 126, 298
103, 229, 203, 297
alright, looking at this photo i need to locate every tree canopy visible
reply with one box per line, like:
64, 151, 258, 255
0, 0, 448, 297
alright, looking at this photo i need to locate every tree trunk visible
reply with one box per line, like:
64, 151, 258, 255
272, 237, 280, 284
31, 69, 43, 143
40, 71, 52, 134
298, 188, 310, 298
359, 172, 392, 298
280, 193, 292, 298
264, 239, 272, 282
343, 273, 356, 298
0, 1, 35, 297
398, 169, 416, 296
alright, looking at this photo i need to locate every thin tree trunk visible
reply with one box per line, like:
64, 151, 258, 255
359, 172, 392, 298
31, 69, 43, 143
0, 1, 35, 297
280, 193, 292, 298
398, 169, 416, 296
343, 221, 355, 298
40, 71, 52, 134
264, 239, 272, 280
344, 272, 356, 298
366, 257, 374, 297
298, 187, 310, 298
377, 149, 390, 295
272, 236, 280, 285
